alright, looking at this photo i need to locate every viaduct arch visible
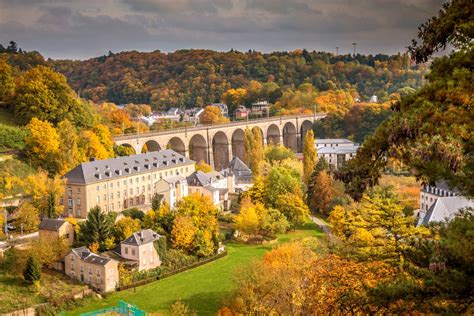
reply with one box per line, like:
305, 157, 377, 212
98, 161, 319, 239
115, 114, 325, 170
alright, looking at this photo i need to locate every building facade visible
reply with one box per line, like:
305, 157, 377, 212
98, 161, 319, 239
419, 182, 458, 212
315, 139, 359, 170
62, 150, 195, 218
120, 229, 162, 271
38, 218, 75, 246
65, 247, 119, 292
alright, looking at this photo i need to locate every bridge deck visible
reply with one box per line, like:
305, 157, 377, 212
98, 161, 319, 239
113, 113, 324, 141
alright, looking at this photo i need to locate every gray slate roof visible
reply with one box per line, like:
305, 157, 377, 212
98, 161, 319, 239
64, 150, 194, 185
121, 229, 161, 246
228, 157, 251, 174
38, 218, 67, 231
187, 171, 213, 187
419, 196, 474, 226
317, 145, 359, 155
315, 138, 353, 145
71, 246, 112, 266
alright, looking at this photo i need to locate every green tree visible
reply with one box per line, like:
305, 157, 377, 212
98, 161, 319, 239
339, 0, 474, 200
0, 59, 15, 102
264, 165, 302, 207
302, 129, 317, 186
151, 193, 163, 212
79, 206, 114, 251
264, 145, 296, 164
23, 255, 41, 286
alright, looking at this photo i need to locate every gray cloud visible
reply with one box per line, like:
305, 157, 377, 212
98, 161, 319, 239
0, 0, 444, 59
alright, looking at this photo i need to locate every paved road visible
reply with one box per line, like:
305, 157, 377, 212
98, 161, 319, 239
311, 215, 331, 235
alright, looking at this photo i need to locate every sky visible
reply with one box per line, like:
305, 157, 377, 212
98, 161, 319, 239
0, 0, 444, 60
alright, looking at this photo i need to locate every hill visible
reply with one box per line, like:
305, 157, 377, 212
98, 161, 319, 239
50, 49, 427, 111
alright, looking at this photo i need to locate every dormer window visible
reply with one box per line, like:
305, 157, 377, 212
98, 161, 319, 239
95, 173, 102, 179
153, 162, 158, 167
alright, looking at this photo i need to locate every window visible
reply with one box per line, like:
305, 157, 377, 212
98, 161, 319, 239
124, 180, 127, 185
110, 204, 114, 211
136, 196, 140, 204
68, 198, 73, 207
147, 184, 151, 191
135, 177, 139, 183
89, 267, 92, 274
76, 209, 81, 217
132, 249, 136, 256
129, 179, 133, 184
66, 233, 70, 239
103, 194, 106, 201
67, 187, 72, 196
110, 193, 114, 199
103, 184, 107, 190
117, 181, 120, 187
96, 269, 100, 276
130, 198, 133, 206
165, 171, 168, 177
77, 188, 81, 193
142, 176, 145, 181
148, 175, 151, 180
77, 198, 81, 206
117, 202, 121, 209
60, 197, 64, 204
80, 265, 84, 272
110, 183, 113, 189
130, 188, 133, 195
142, 186, 145, 193
117, 191, 121, 198
125, 247, 128, 254
124, 190, 127, 197
154, 174, 157, 179
71, 255, 75, 261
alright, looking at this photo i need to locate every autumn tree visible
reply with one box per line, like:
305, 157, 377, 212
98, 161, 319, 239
0, 59, 15, 102
56, 119, 84, 175
143, 202, 174, 236
329, 187, 418, 263
234, 196, 260, 236
25, 118, 60, 173
264, 165, 302, 207
114, 217, 141, 241
275, 193, 309, 229
308, 170, 335, 215
13, 202, 40, 233
264, 145, 296, 164
302, 129, 317, 186
14, 65, 80, 124
172, 193, 219, 256
244, 127, 263, 174
200, 105, 229, 125
195, 160, 213, 173
172, 215, 197, 252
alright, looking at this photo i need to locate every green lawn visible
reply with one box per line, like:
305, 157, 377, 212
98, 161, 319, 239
68, 221, 322, 315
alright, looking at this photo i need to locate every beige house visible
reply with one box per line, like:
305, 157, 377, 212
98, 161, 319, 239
119, 229, 162, 271
186, 170, 232, 209
38, 218, 75, 246
61, 150, 195, 218
154, 175, 188, 207
65, 247, 119, 292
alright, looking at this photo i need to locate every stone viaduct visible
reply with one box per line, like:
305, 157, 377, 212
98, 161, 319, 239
114, 114, 325, 171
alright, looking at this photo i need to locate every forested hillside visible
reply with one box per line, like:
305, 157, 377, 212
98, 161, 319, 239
51, 49, 426, 111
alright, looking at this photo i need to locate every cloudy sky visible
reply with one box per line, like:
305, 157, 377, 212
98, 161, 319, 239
0, 0, 444, 60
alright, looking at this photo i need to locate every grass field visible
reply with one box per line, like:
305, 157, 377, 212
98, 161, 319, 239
67, 221, 322, 315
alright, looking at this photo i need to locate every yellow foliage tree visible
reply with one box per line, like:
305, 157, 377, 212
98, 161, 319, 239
172, 215, 196, 251
234, 196, 260, 236
200, 105, 230, 125
25, 118, 60, 173
114, 217, 141, 241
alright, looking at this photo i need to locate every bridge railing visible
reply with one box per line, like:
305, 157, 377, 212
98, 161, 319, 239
114, 113, 326, 141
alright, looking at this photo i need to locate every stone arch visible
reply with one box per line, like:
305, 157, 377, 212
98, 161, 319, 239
267, 124, 281, 146
189, 134, 208, 164
213, 131, 230, 171
300, 120, 313, 151
231, 129, 245, 162
142, 140, 161, 153
166, 137, 186, 156
282, 122, 297, 152
118, 143, 136, 156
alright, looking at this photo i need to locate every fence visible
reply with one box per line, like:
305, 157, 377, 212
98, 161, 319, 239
117, 250, 228, 291
80, 300, 145, 316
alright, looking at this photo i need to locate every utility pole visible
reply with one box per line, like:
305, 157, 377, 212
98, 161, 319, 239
336, 47, 339, 56
352, 43, 357, 56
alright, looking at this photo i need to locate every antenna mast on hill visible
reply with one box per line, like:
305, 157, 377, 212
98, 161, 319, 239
352, 43, 357, 56
336, 47, 339, 56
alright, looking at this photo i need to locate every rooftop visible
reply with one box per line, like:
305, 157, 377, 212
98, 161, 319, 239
317, 145, 359, 155
71, 246, 113, 266
122, 229, 161, 246
315, 138, 354, 145
38, 218, 68, 231
64, 150, 194, 184
419, 196, 474, 226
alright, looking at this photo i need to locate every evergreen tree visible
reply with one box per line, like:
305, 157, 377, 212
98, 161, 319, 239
79, 206, 114, 251
23, 255, 41, 284
151, 193, 162, 212
302, 129, 317, 186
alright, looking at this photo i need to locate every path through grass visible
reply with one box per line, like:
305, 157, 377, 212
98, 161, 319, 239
68, 221, 322, 315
